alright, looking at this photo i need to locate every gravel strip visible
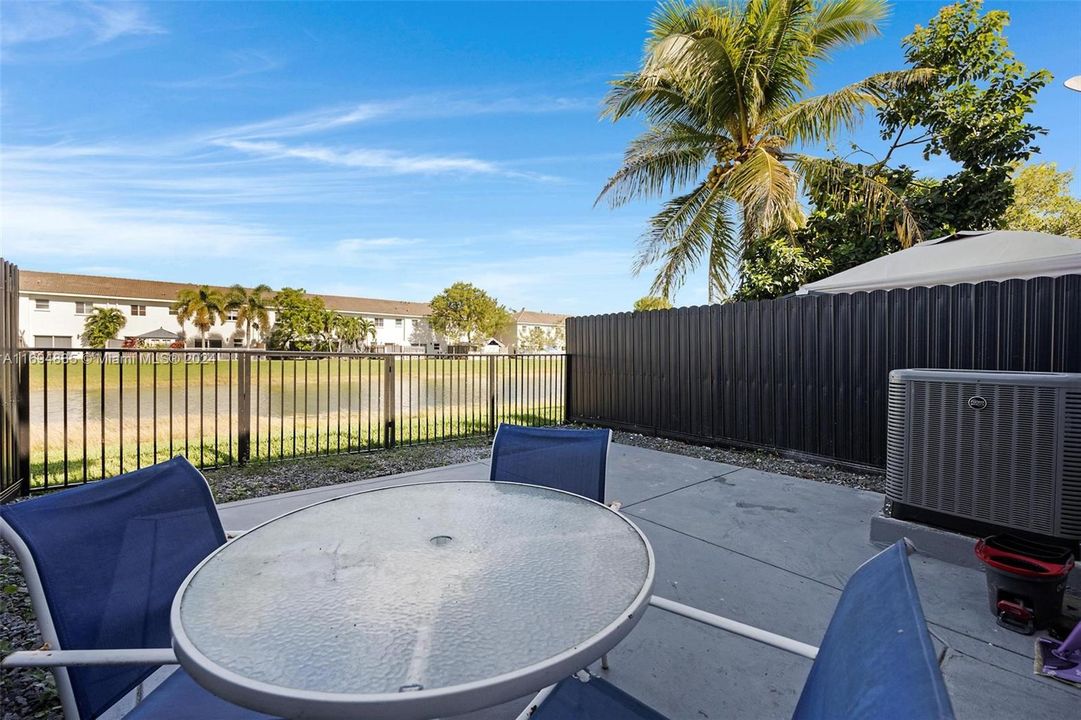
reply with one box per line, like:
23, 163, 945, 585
204, 436, 494, 504
608, 429, 885, 493
1, 552, 58, 720
1, 430, 877, 718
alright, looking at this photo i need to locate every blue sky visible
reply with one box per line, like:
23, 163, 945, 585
1, 1, 1078, 313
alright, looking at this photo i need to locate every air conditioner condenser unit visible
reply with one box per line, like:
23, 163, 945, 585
885, 369, 1081, 541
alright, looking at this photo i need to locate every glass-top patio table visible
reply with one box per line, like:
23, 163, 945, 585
170, 481, 655, 720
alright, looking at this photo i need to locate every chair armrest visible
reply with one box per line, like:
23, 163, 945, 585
649, 596, 818, 660
1, 648, 178, 668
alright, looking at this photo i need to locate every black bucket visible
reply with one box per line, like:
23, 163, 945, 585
975, 535, 1074, 635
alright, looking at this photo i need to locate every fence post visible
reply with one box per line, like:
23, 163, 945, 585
236, 352, 251, 464
487, 355, 496, 435
17, 356, 30, 496
383, 356, 396, 448
563, 352, 571, 424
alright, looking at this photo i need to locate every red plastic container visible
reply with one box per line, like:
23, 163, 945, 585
975, 535, 1074, 634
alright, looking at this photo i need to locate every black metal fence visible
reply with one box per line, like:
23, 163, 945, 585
0, 259, 23, 501
566, 275, 1081, 471
26, 349, 565, 493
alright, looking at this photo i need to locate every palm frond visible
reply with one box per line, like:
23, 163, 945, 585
633, 179, 727, 297
707, 203, 739, 301
722, 147, 804, 233
768, 82, 879, 144
644, 32, 748, 132
596, 123, 717, 207
809, 0, 887, 53
601, 72, 703, 125
793, 155, 922, 245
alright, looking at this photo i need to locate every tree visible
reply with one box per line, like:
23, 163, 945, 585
332, 315, 364, 352
314, 309, 340, 351
226, 283, 272, 347
598, 0, 917, 301
356, 317, 378, 351
872, 0, 1050, 233
428, 282, 511, 347
633, 296, 673, 312
1002, 163, 1081, 238
267, 288, 325, 350
520, 326, 556, 352
82, 307, 126, 348
735, 0, 1051, 299
172, 286, 228, 347
733, 237, 834, 300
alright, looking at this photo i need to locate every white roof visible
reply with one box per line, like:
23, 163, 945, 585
796, 230, 1081, 295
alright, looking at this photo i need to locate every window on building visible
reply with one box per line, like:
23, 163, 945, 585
34, 335, 73, 348
131, 305, 147, 317
374, 318, 384, 327
227, 310, 238, 321
74, 301, 94, 315
395, 318, 403, 328
233, 337, 244, 347
168, 306, 177, 315
34, 299, 49, 311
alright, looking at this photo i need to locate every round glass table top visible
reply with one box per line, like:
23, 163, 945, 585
171, 481, 655, 720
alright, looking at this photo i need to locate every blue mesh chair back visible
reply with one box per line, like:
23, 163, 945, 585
489, 424, 610, 502
792, 541, 955, 720
0, 456, 227, 720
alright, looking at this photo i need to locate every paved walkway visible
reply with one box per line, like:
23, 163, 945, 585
217, 443, 1080, 720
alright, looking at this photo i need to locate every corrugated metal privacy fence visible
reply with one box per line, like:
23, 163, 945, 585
566, 275, 1081, 471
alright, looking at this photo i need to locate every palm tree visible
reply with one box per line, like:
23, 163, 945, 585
598, 0, 921, 301
226, 284, 272, 347
334, 315, 364, 353
82, 307, 127, 348
356, 317, 378, 351
315, 309, 341, 351
172, 286, 228, 347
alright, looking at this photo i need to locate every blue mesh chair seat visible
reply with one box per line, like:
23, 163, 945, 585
490, 424, 611, 502
0, 456, 277, 719
123, 668, 275, 720
524, 541, 953, 720
529, 673, 670, 719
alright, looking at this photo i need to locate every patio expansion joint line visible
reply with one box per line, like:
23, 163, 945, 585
620, 467, 744, 511
624, 513, 844, 594
629, 515, 1063, 691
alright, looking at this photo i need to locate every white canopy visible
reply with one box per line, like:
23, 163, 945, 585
796, 230, 1081, 295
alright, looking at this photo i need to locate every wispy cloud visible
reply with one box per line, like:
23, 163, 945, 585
155, 50, 282, 89
205, 92, 597, 142
337, 237, 424, 251
219, 139, 507, 176
0, 190, 285, 264
1, 2, 163, 53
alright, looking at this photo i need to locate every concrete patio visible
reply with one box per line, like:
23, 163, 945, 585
216, 442, 1081, 720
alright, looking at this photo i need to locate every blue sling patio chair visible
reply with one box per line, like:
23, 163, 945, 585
516, 540, 955, 720
0, 456, 277, 720
489, 423, 612, 504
